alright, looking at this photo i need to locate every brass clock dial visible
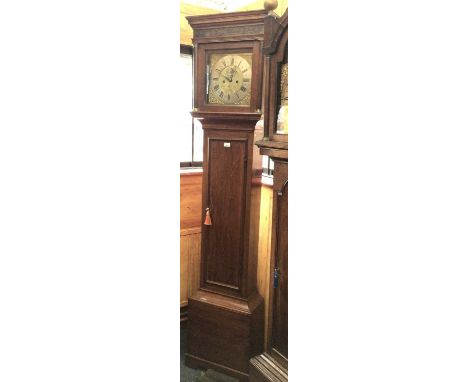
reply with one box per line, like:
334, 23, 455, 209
207, 53, 252, 106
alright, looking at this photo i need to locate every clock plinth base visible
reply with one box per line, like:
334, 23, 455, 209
185, 289, 264, 381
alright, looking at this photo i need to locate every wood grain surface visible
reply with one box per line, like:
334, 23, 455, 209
180, 171, 203, 230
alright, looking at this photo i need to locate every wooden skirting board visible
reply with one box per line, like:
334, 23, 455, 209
180, 304, 188, 322
180, 227, 202, 321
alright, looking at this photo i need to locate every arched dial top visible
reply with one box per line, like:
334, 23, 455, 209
207, 53, 252, 106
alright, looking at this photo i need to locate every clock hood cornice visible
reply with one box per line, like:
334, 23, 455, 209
187, 9, 268, 43
187, 9, 268, 29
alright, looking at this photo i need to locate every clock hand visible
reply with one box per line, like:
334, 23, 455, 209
221, 74, 232, 82
229, 69, 237, 82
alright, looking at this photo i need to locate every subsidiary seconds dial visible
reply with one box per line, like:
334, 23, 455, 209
208, 54, 252, 106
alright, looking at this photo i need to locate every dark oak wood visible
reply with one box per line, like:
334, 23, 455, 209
255, 10, 288, 155
187, 115, 265, 377
186, 11, 267, 379
188, 10, 267, 114
268, 161, 288, 368
187, 290, 264, 381
250, 8, 288, 382
198, 119, 262, 299
205, 135, 247, 292
250, 157, 288, 381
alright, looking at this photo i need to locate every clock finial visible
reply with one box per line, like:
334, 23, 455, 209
264, 0, 278, 14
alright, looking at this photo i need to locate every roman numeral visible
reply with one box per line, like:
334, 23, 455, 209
219, 91, 224, 98
227, 94, 231, 101
242, 69, 248, 73
214, 84, 219, 91
231, 58, 234, 65
243, 78, 249, 82
240, 86, 247, 92
213, 77, 219, 81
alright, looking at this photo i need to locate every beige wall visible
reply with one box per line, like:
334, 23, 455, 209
180, 3, 220, 46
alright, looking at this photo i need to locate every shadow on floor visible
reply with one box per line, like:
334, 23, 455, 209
180, 321, 203, 382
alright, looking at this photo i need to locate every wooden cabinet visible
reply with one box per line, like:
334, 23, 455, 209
250, 7, 289, 382
185, 11, 268, 381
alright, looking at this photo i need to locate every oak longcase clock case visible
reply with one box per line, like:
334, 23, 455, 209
186, 10, 268, 382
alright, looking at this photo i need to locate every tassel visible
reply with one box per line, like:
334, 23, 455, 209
204, 208, 212, 226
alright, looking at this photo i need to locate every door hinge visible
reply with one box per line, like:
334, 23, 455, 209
273, 267, 280, 288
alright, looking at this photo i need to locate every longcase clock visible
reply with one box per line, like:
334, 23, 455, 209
249, 7, 289, 382
185, 10, 268, 382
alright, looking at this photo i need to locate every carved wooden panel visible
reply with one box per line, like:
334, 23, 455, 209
195, 24, 264, 38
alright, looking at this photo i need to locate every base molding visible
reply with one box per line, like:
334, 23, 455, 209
180, 304, 188, 322
249, 353, 287, 382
